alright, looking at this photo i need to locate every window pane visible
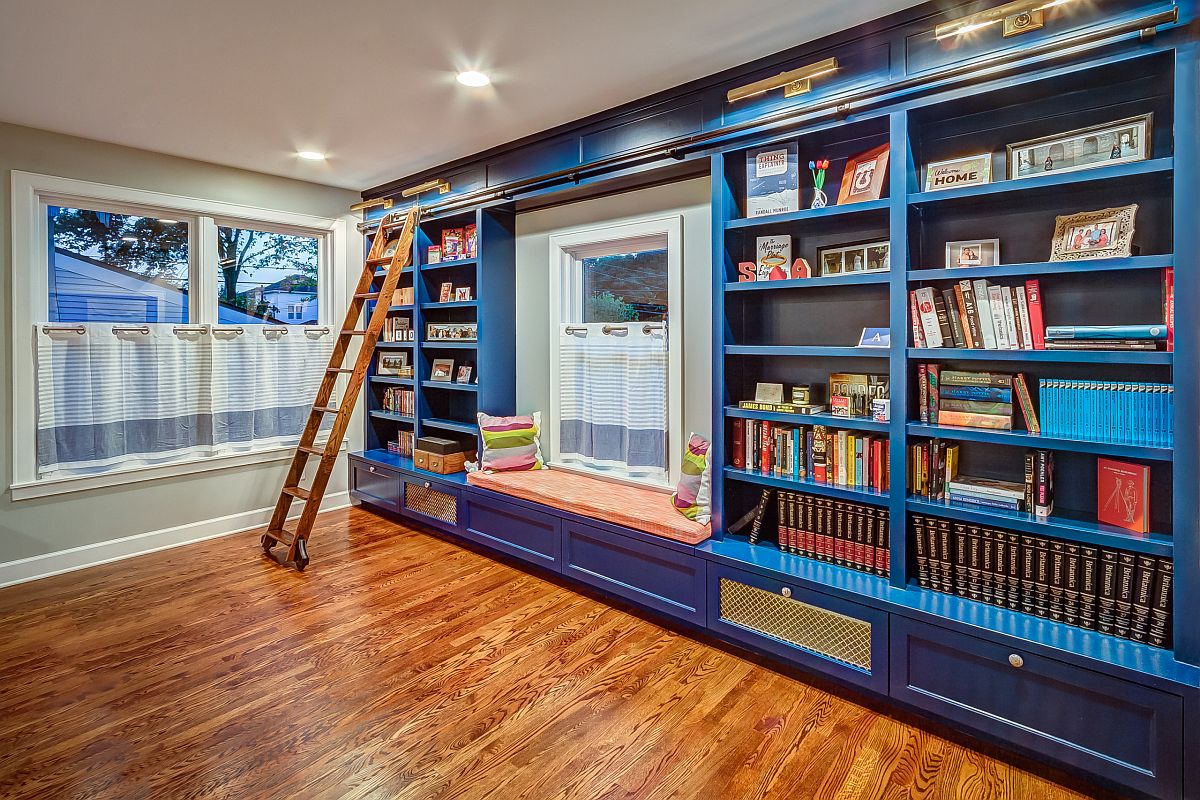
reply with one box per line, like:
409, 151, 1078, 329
216, 226, 319, 324
581, 249, 668, 323
49, 205, 189, 323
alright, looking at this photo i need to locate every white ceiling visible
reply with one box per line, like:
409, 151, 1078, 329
0, 0, 923, 192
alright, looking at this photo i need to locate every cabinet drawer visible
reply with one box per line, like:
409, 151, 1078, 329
463, 494, 561, 570
349, 458, 401, 514
890, 617, 1182, 799
707, 564, 888, 693
400, 478, 461, 533
562, 521, 705, 625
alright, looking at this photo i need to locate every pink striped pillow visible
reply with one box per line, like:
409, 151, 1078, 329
477, 412, 546, 472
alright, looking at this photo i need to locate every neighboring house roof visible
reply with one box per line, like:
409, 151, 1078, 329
52, 247, 285, 324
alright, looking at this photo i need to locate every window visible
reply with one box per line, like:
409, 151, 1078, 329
548, 217, 683, 488
11, 171, 347, 499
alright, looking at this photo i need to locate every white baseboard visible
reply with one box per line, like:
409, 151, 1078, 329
0, 491, 351, 589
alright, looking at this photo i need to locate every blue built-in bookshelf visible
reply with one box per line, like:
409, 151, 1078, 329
710, 45, 1196, 705
361, 206, 516, 471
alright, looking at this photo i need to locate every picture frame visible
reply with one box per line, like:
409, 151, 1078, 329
945, 239, 1000, 268
430, 358, 455, 382
924, 154, 992, 192
454, 287, 472, 301
1049, 205, 1138, 261
816, 240, 890, 276
439, 282, 453, 303
426, 322, 478, 341
1007, 115, 1152, 180
427, 245, 442, 264
754, 382, 785, 403
376, 352, 408, 376
837, 143, 890, 205
455, 365, 473, 384
857, 328, 891, 348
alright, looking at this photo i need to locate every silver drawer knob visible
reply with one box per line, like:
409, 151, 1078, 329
780, 587, 792, 598
424, 481, 431, 489
368, 466, 376, 473
1008, 654, 1024, 668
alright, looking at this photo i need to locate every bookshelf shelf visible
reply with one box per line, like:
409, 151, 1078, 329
699, 536, 893, 599
907, 254, 1173, 282
906, 422, 1174, 461
725, 271, 890, 292
421, 380, 478, 392
375, 341, 414, 349
726, 345, 890, 358
369, 376, 415, 386
906, 496, 1173, 557
421, 341, 478, 350
374, 266, 414, 277
907, 347, 1173, 365
369, 410, 415, 424
419, 257, 478, 272
906, 157, 1174, 206
725, 467, 889, 505
725, 198, 891, 230
421, 417, 479, 435
725, 405, 888, 433
421, 300, 478, 309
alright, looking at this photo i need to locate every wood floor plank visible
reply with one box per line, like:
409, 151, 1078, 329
0, 507, 1097, 800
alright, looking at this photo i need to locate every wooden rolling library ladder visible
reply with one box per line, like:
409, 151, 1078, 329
261, 206, 418, 570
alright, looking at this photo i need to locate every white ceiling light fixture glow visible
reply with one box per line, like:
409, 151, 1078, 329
456, 70, 491, 87
296, 150, 327, 161
159, 219, 180, 224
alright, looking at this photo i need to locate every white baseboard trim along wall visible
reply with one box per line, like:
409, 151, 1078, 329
0, 491, 352, 588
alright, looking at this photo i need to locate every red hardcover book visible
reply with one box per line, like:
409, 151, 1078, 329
760, 421, 772, 475
1012, 373, 1040, 434
1165, 267, 1174, 353
909, 290, 926, 347
1097, 458, 1150, 534
731, 419, 746, 469
1024, 279, 1046, 350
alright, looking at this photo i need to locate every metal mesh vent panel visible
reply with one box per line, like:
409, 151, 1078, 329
404, 484, 458, 524
719, 578, 872, 672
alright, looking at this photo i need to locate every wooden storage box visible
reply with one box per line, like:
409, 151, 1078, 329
414, 448, 475, 474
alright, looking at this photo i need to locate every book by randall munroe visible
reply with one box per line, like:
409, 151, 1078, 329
746, 142, 800, 217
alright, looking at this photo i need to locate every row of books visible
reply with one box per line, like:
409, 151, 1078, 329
387, 430, 415, 457
911, 515, 1173, 648
382, 387, 415, 416
1041, 380, 1173, 447
916, 366, 1038, 431
731, 419, 890, 492
911, 279, 1044, 350
909, 440, 1054, 517
747, 491, 890, 577
381, 316, 414, 342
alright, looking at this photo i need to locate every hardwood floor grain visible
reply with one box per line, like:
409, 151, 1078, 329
0, 507, 1099, 800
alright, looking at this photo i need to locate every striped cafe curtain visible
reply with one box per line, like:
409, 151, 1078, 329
558, 322, 668, 479
35, 324, 333, 477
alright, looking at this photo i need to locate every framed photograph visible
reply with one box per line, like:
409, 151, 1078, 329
816, 240, 889, 277
946, 239, 1000, 268
924, 154, 991, 192
427, 245, 442, 264
376, 352, 408, 376
430, 358, 455, 382
1049, 205, 1138, 261
455, 365, 473, 384
754, 382, 785, 403
439, 282, 453, 303
426, 322, 478, 341
454, 287, 472, 301
837, 143, 890, 205
1007, 115, 1152, 180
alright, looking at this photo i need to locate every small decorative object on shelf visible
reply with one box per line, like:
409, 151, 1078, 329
924, 153, 992, 191
430, 358, 454, 382
745, 142, 800, 217
1007, 115, 1152, 179
441, 228, 464, 260
1049, 204, 1138, 261
792, 385, 812, 404
755, 235, 791, 280
1097, 458, 1150, 533
754, 382, 785, 403
945, 238, 1000, 268
414, 436, 475, 474
871, 398, 890, 422
392, 286, 414, 306
455, 365, 473, 384
829, 373, 889, 418
382, 317, 413, 342
454, 286, 472, 301
857, 327, 890, 348
439, 282, 454, 303
808, 158, 830, 208
376, 352, 409, 376
427, 245, 442, 264
817, 240, 889, 276
464, 223, 478, 259
837, 142, 889, 204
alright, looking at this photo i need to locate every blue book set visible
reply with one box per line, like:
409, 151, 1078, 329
349, 0, 1200, 797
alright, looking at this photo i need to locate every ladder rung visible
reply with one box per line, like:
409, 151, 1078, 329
298, 445, 325, 456
283, 486, 311, 500
312, 405, 338, 414
326, 367, 354, 374
354, 292, 381, 299
341, 329, 369, 336
265, 528, 294, 546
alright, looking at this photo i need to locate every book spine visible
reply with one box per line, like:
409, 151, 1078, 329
953, 284, 975, 349
939, 370, 1011, 388
1165, 267, 1174, 353
731, 419, 745, 469
1014, 286, 1033, 349
939, 398, 1012, 414
1114, 552, 1137, 640
1013, 374, 1040, 434
1024, 279, 1046, 350
1045, 324, 1168, 340
1130, 554, 1156, 643
1034, 450, 1053, 518
939, 384, 1012, 401
748, 489, 771, 544
972, 279, 998, 349
909, 290, 927, 347
1148, 557, 1173, 648
986, 285, 1008, 350
1000, 286, 1020, 350
942, 288, 966, 348
914, 287, 944, 348
931, 292, 954, 346
927, 364, 940, 425
936, 409, 1013, 430
959, 280, 983, 348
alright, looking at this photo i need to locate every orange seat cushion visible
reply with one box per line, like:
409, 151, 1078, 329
467, 469, 711, 545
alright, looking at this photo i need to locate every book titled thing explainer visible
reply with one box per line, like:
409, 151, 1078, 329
746, 143, 800, 218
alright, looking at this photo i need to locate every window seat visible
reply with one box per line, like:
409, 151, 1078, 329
465, 468, 711, 545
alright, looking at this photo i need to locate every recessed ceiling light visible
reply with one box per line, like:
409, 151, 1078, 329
456, 70, 490, 87
297, 150, 326, 161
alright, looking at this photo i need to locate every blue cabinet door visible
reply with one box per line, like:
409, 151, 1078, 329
561, 520, 706, 625
399, 478, 462, 535
707, 563, 889, 694
349, 457, 401, 514
890, 617, 1183, 799
462, 494, 561, 570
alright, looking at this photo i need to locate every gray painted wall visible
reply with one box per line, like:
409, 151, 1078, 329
0, 122, 361, 565
514, 177, 713, 450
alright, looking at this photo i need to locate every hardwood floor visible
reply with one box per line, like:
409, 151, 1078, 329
0, 507, 1099, 800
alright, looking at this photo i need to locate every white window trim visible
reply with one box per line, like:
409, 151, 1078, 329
9, 171, 349, 499
547, 214, 683, 491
